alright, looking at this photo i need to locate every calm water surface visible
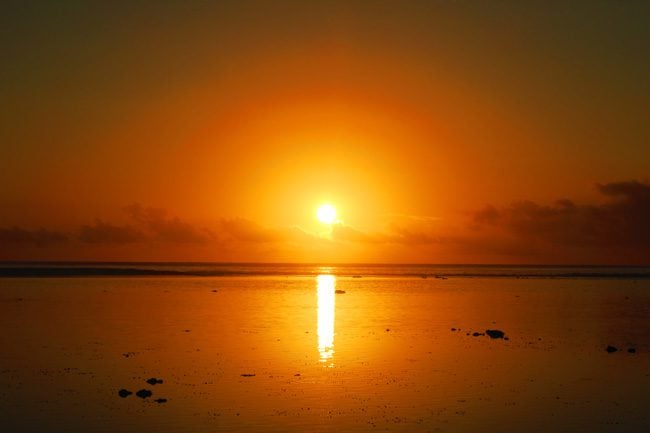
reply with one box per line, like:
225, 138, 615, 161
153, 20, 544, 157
1, 273, 649, 432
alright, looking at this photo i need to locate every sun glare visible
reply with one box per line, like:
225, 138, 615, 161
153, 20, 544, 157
316, 204, 337, 224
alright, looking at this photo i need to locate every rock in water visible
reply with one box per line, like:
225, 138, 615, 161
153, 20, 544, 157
146, 377, 163, 385
335, 290, 346, 294
118, 389, 132, 398
486, 329, 505, 339
606, 345, 618, 353
136, 389, 153, 398
154, 398, 167, 403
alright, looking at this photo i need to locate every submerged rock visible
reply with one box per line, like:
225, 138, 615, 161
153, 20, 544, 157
154, 398, 167, 404
472, 332, 483, 337
606, 345, 618, 353
486, 329, 505, 339
118, 389, 132, 398
146, 377, 163, 385
628, 347, 636, 354
135, 389, 153, 399
240, 373, 256, 377
335, 290, 346, 294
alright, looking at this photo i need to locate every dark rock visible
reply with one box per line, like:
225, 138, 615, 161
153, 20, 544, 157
240, 373, 255, 377
154, 398, 167, 403
335, 290, 346, 294
606, 345, 618, 353
451, 328, 457, 332
486, 329, 505, 339
146, 378, 163, 385
472, 332, 483, 337
118, 389, 132, 398
135, 389, 153, 398
628, 347, 636, 354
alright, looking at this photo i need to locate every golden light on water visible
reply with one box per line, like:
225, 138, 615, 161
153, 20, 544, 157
316, 274, 336, 364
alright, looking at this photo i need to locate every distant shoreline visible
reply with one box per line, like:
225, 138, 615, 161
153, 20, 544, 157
1, 263, 649, 279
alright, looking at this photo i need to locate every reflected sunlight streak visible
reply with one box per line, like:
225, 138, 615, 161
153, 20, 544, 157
317, 274, 336, 364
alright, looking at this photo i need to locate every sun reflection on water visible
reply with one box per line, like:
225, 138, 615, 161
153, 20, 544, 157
317, 274, 336, 365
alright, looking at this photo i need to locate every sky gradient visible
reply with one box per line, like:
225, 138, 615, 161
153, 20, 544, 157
1, 0, 649, 264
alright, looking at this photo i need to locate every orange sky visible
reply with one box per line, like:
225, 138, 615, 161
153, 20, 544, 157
1, 1, 649, 264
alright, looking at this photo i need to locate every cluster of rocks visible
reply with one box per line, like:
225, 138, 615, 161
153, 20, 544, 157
605, 345, 636, 354
118, 377, 167, 403
451, 327, 509, 340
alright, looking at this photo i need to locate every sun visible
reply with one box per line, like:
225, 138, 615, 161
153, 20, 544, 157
316, 204, 337, 224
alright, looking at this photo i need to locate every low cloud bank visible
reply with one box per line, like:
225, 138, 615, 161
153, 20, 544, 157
471, 180, 650, 249
1, 180, 649, 263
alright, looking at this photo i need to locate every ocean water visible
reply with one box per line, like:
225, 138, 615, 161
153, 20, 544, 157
0, 264, 649, 432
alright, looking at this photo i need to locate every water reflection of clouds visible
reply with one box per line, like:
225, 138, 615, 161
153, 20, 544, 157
317, 275, 335, 365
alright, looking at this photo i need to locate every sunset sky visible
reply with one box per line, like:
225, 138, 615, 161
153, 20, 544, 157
1, 0, 649, 264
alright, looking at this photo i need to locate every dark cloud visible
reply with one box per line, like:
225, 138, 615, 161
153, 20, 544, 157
79, 220, 145, 244
124, 203, 213, 243
0, 226, 68, 247
472, 180, 650, 251
472, 204, 500, 225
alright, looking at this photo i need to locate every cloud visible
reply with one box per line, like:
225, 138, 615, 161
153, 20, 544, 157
326, 180, 650, 263
0, 226, 68, 247
79, 220, 145, 244
386, 222, 441, 245
2, 181, 649, 263
331, 216, 442, 246
331, 224, 385, 244
471, 180, 650, 253
124, 203, 214, 243
219, 218, 284, 243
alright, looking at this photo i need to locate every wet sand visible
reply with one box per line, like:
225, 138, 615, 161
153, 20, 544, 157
1, 275, 649, 432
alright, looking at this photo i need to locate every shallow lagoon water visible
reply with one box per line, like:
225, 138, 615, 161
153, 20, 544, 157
1, 273, 649, 432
